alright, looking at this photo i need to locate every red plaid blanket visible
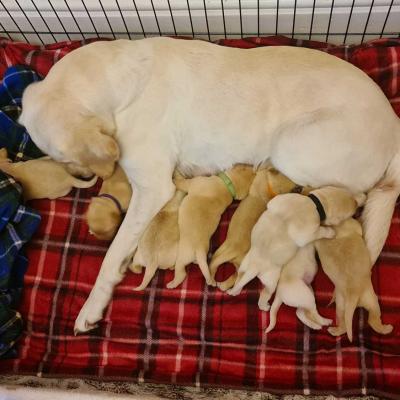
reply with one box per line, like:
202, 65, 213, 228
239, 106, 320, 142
0, 36, 400, 398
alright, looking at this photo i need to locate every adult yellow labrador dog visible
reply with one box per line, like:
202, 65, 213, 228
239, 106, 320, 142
19, 38, 400, 334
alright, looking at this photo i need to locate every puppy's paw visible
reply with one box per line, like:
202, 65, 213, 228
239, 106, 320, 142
328, 326, 346, 337
258, 299, 270, 312
373, 323, 394, 335
207, 278, 217, 287
317, 317, 332, 327
166, 276, 185, 289
129, 264, 143, 274
226, 288, 241, 296
217, 280, 234, 292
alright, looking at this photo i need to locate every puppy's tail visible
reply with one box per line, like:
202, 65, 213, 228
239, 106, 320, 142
361, 151, 400, 265
344, 293, 359, 342
209, 242, 238, 279
73, 175, 98, 189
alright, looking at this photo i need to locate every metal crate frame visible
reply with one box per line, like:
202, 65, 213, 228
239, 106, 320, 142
0, 0, 399, 46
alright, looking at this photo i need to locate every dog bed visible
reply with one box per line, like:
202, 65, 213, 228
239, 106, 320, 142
0, 35, 399, 399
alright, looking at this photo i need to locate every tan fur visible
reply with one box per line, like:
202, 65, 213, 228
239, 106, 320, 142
130, 190, 186, 290
265, 244, 332, 332
167, 164, 256, 289
86, 164, 132, 240
210, 167, 311, 291
0, 148, 97, 201
227, 186, 366, 310
315, 218, 393, 341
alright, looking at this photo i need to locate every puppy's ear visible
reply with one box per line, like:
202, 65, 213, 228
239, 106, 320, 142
79, 116, 120, 178
354, 192, 367, 207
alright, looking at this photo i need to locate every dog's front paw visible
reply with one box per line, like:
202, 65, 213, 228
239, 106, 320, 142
74, 306, 101, 335
74, 290, 109, 335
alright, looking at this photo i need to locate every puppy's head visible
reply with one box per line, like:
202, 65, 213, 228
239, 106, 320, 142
86, 197, 123, 240
19, 82, 119, 179
310, 186, 366, 226
226, 164, 256, 200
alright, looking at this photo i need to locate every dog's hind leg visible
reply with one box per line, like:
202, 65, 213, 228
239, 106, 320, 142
218, 272, 238, 292
328, 292, 347, 338
258, 287, 271, 311
256, 267, 281, 307
360, 284, 393, 335
133, 264, 158, 291
296, 309, 322, 330
196, 250, 214, 286
266, 295, 283, 332
226, 265, 258, 296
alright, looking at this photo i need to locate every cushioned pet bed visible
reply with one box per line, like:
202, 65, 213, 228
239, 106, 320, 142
0, 36, 399, 399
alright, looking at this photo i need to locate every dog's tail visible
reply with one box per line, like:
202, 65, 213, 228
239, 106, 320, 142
344, 293, 359, 342
361, 150, 400, 265
209, 242, 238, 279
73, 175, 98, 189
266, 296, 282, 333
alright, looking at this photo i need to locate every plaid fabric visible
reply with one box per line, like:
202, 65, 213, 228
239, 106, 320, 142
0, 36, 399, 398
0, 66, 43, 357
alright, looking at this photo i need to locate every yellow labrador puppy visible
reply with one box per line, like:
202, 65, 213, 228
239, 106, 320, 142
130, 190, 186, 290
86, 164, 132, 240
0, 148, 96, 200
167, 165, 255, 289
210, 167, 309, 291
266, 244, 332, 332
228, 187, 366, 311
315, 218, 393, 342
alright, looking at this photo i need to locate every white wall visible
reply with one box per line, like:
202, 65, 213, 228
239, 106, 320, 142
0, 0, 399, 44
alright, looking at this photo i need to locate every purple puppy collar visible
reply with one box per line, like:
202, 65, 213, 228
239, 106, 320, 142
96, 193, 125, 215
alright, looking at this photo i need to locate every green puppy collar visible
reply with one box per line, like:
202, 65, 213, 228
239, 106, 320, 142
218, 172, 237, 199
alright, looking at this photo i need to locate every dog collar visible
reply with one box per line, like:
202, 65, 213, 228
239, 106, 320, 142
96, 193, 125, 215
218, 172, 237, 199
308, 193, 326, 222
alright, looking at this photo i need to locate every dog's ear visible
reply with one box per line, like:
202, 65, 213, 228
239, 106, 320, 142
78, 116, 120, 178
354, 192, 367, 207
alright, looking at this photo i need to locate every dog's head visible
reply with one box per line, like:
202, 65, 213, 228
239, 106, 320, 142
19, 82, 119, 179
311, 186, 366, 226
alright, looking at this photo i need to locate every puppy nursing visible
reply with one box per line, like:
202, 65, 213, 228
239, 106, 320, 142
167, 165, 255, 289
210, 167, 309, 291
0, 148, 97, 200
228, 187, 366, 312
315, 218, 393, 341
86, 164, 132, 240
130, 190, 186, 290
266, 244, 332, 332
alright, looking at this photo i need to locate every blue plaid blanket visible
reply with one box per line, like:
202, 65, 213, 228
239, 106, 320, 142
0, 66, 43, 358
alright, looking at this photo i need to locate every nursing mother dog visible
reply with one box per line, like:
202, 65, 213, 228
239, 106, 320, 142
19, 38, 400, 334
